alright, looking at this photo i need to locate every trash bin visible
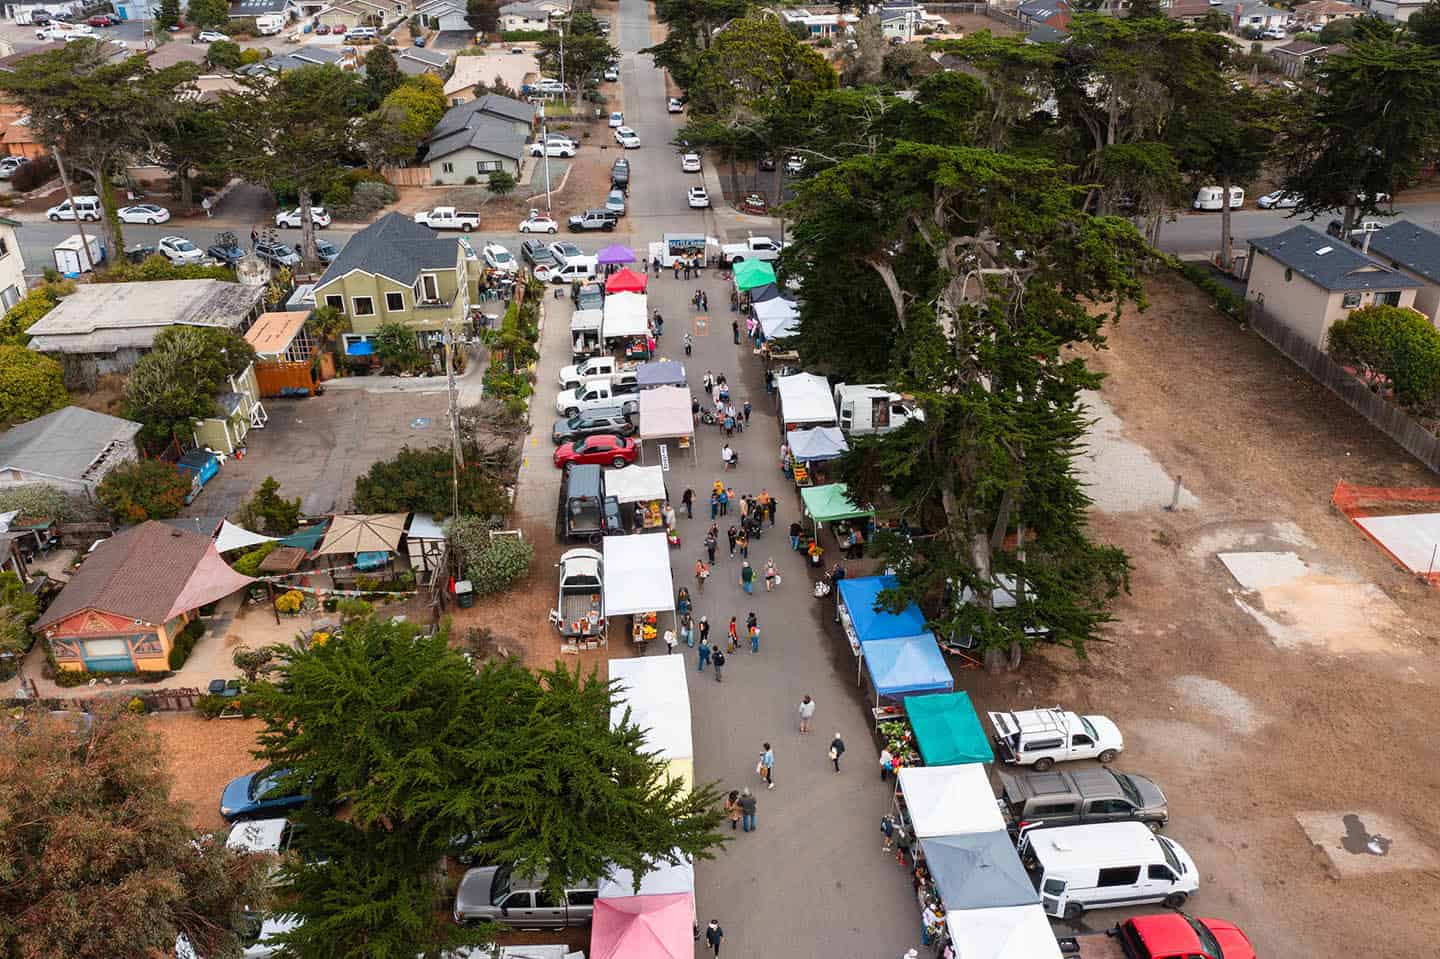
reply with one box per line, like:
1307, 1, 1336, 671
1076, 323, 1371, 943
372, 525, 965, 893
455, 579, 475, 608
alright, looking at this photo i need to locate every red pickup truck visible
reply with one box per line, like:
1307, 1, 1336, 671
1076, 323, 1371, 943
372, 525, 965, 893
1062, 915, 1256, 959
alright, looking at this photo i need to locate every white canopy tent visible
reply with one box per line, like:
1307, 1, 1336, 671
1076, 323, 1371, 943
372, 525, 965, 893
214, 520, 276, 554
602, 292, 649, 341
754, 297, 800, 339
609, 654, 692, 791
945, 906, 1063, 959
638, 385, 697, 464
607, 465, 668, 504
776, 372, 836, 428
602, 533, 676, 618
897, 765, 1006, 838
598, 852, 696, 901
786, 426, 848, 463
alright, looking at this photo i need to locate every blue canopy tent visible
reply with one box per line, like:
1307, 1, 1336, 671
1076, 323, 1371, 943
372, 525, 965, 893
837, 576, 928, 641
861, 635, 954, 704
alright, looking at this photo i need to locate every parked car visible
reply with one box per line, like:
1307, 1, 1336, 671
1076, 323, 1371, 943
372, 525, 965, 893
999, 767, 1168, 833
46, 195, 102, 222
314, 239, 340, 264
552, 406, 637, 445
988, 706, 1123, 770
608, 111, 624, 127
681, 152, 701, 173
737, 192, 769, 215
1020, 821, 1199, 920
614, 126, 640, 149
549, 240, 584, 262
206, 239, 248, 265
688, 187, 710, 209
1192, 186, 1244, 211
453, 865, 599, 929
610, 157, 629, 190
603, 66, 619, 81
157, 235, 205, 265
521, 238, 559, 270
520, 210, 560, 233
1256, 190, 1301, 209
117, 203, 171, 225
667, 97, 684, 113
1260, 26, 1286, 38
483, 241, 519, 272
553, 433, 638, 468
276, 206, 331, 228
197, 29, 229, 42
0, 156, 29, 179
528, 139, 577, 158
568, 209, 617, 232
125, 243, 157, 263
315, 23, 330, 33
219, 769, 311, 823
255, 240, 301, 267
784, 155, 806, 175
605, 188, 626, 217
759, 155, 776, 171
413, 34, 425, 46
87, 13, 120, 26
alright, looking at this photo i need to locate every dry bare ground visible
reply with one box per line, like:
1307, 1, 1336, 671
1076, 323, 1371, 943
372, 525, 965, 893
152, 713, 265, 834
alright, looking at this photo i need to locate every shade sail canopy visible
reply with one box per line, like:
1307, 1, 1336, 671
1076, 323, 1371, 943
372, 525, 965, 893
636, 360, 686, 388
590, 894, 694, 959
166, 545, 255, 621
598, 852, 695, 900
278, 523, 328, 551
922, 831, 1040, 912
605, 267, 647, 292
786, 426, 847, 463
214, 520, 275, 554
602, 533, 675, 617
837, 576, 927, 641
802, 483, 873, 523
602, 292, 649, 340
906, 691, 995, 766
609, 655, 692, 760
639, 386, 693, 440
776, 372, 835, 426
596, 244, 636, 265
946, 906, 1064, 959
316, 514, 408, 555
863, 634, 953, 700
754, 296, 800, 339
733, 259, 776, 291
897, 766, 1005, 838
607, 465, 667, 504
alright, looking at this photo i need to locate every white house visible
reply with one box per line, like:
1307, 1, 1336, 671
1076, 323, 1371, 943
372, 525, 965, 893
1362, 0, 1428, 20
498, 1, 549, 31
1230, 0, 1290, 32
0, 216, 24, 311
416, 0, 469, 31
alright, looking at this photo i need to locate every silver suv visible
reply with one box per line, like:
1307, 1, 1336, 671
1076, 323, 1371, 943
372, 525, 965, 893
999, 767, 1168, 833
453, 865, 598, 929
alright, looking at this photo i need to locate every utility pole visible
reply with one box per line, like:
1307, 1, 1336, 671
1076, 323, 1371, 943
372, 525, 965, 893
52, 148, 96, 269
443, 311, 462, 519
540, 101, 552, 212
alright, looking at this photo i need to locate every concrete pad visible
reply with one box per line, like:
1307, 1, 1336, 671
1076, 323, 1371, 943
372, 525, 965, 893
1354, 512, 1440, 576
1218, 551, 1309, 590
1075, 391, 1198, 513
1295, 811, 1440, 877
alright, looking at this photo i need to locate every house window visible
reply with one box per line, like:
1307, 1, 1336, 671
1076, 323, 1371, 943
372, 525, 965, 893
0, 236, 9, 258
419, 274, 440, 302
352, 296, 376, 316
385, 291, 405, 311
1342, 292, 1362, 309
0, 285, 18, 310
442, 161, 455, 173
325, 294, 345, 313
1377, 290, 1402, 306
476, 160, 501, 173
1284, 268, 1293, 282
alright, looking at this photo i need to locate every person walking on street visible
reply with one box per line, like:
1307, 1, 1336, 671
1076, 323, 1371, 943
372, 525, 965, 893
663, 502, 677, 530
698, 634, 711, 671
682, 487, 694, 519
789, 521, 803, 551
712, 646, 726, 681
727, 616, 739, 652
703, 370, 714, 393
759, 743, 775, 788
766, 495, 778, 527
664, 628, 677, 654
749, 622, 760, 653
743, 399, 752, 424
737, 530, 750, 560
684, 331, 693, 356
705, 529, 717, 563
699, 615, 711, 647
764, 557, 778, 591
705, 919, 725, 956
719, 485, 731, 514
727, 525, 739, 558
732, 318, 740, 344
829, 733, 846, 772
798, 695, 816, 734
674, 259, 682, 279
740, 561, 754, 594
879, 746, 894, 781
738, 789, 756, 832
681, 614, 694, 647
724, 791, 740, 830
710, 491, 720, 519
746, 610, 757, 635
695, 558, 709, 591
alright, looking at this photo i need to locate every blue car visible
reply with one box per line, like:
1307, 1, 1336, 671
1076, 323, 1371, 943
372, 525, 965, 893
219, 769, 311, 823
413, 35, 426, 46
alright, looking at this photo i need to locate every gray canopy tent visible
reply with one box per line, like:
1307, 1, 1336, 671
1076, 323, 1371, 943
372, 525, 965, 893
919, 831, 1040, 912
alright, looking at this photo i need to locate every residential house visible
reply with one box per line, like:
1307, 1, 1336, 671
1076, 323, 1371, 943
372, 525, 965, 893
879, 1, 920, 41
25, 279, 266, 382
1026, 22, 1069, 42
444, 51, 536, 104
1270, 38, 1330, 76
0, 406, 141, 496
1361, 0, 1427, 21
1230, 0, 1289, 32
193, 363, 266, 455
1244, 225, 1420, 349
1017, 0, 1071, 31
0, 215, 23, 310
1293, 0, 1362, 27
315, 0, 390, 29
778, 7, 858, 38
416, 0, 469, 31
1165, 0, 1218, 23
32, 521, 253, 673
422, 93, 534, 181
396, 45, 450, 77
249, 45, 359, 74
4, 0, 80, 24
113, 0, 160, 19
243, 311, 321, 397
312, 213, 470, 350
228, 0, 295, 19
145, 41, 211, 69
498, 1, 550, 31
1363, 220, 1440, 324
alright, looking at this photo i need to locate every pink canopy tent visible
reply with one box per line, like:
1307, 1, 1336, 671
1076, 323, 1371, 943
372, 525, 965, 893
589, 893, 694, 959
166, 544, 256, 620
605, 268, 648, 293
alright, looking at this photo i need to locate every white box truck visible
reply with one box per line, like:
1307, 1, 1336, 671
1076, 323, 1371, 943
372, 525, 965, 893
833, 383, 923, 435
255, 12, 286, 34
53, 233, 104, 276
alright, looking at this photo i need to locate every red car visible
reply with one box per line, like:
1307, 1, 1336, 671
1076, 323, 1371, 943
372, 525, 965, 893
1107, 915, 1256, 959
87, 14, 118, 26
553, 434, 637, 469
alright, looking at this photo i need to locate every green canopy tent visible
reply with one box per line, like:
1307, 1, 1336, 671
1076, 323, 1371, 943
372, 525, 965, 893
733, 259, 777, 292
801, 483, 873, 524
904, 691, 994, 766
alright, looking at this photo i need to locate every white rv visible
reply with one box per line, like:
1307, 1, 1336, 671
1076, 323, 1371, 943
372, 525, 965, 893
833, 383, 923, 435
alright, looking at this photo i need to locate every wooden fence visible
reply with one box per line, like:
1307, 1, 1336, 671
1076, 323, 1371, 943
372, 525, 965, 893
1248, 306, 1440, 475
383, 166, 433, 188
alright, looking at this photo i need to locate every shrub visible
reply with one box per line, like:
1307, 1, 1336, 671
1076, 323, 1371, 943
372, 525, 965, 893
92, 256, 234, 284
337, 598, 373, 622
97, 459, 191, 524
353, 445, 508, 519
500, 29, 549, 41
274, 590, 304, 615
0, 484, 84, 522
195, 693, 229, 719
487, 169, 516, 196
1329, 304, 1440, 411
464, 175, 479, 185
10, 154, 57, 193
467, 536, 533, 596
233, 644, 277, 681
239, 476, 301, 535
52, 668, 169, 688
232, 541, 277, 576
1167, 257, 1248, 322
0, 280, 74, 347
167, 617, 206, 670
207, 39, 244, 69
0, 345, 67, 427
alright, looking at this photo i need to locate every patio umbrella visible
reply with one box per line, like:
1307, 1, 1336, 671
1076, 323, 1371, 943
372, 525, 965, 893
734, 259, 777, 291
606, 268, 648, 293
597, 244, 637, 265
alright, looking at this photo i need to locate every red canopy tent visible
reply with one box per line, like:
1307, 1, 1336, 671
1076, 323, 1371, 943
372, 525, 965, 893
605, 268, 648, 293
589, 893, 694, 959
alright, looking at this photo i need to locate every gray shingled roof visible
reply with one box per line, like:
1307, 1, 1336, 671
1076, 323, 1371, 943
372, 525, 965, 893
1250, 225, 1421, 293
1363, 219, 1440, 286
431, 93, 534, 140
229, 0, 291, 14
316, 213, 458, 287
424, 113, 527, 162
0, 407, 140, 487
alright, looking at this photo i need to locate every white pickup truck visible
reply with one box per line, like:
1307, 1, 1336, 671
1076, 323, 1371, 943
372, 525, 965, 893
414, 207, 481, 232
558, 355, 639, 389
988, 706, 1124, 771
549, 548, 605, 640
721, 235, 785, 265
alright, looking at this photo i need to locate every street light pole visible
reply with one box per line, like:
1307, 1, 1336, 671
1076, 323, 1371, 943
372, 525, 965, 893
539, 102, 552, 212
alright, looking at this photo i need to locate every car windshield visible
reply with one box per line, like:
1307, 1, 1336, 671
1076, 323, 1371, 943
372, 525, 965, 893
1080, 716, 1099, 741
1116, 773, 1143, 807
489, 865, 513, 906
248, 770, 285, 801
1186, 916, 1222, 958
1160, 836, 1185, 876
172, 240, 195, 251
491, 249, 513, 264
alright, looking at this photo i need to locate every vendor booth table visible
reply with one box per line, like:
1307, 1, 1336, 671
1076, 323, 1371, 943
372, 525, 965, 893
602, 292, 649, 344
603, 534, 676, 653
605, 267, 648, 293
607, 464, 669, 531
895, 765, 1005, 838
732, 258, 777, 292
946, 905, 1062, 959
638, 385, 697, 466
754, 295, 800, 340
785, 426, 847, 487
775, 372, 837, 430
875, 690, 992, 779
801, 483, 873, 563
834, 575, 952, 702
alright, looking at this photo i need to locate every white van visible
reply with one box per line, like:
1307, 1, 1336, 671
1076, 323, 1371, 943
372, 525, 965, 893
551, 254, 598, 285
1192, 186, 1244, 211
46, 195, 102, 222
834, 383, 924, 435
1019, 821, 1198, 920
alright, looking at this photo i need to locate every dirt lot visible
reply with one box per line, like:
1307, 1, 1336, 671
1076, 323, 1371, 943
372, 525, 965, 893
152, 712, 265, 833
936, 11, 1022, 36
963, 271, 1440, 955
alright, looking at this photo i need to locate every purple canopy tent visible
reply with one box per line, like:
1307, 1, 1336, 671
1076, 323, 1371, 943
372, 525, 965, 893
597, 244, 637, 265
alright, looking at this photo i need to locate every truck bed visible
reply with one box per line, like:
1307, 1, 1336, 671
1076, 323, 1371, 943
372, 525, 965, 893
560, 592, 601, 627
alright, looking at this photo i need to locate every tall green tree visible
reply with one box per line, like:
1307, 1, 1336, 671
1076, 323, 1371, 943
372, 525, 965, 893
364, 43, 404, 104
536, 13, 618, 110
1408, 0, 1440, 46
465, 0, 500, 33
121, 326, 255, 447
157, 0, 181, 29
150, 96, 227, 211
188, 0, 229, 27
0, 706, 271, 958
247, 617, 726, 958
937, 32, 1059, 151
369, 74, 448, 166
1172, 87, 1273, 269
1093, 141, 1184, 245
0, 344, 67, 427
96, 458, 192, 523
644, 0, 752, 89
